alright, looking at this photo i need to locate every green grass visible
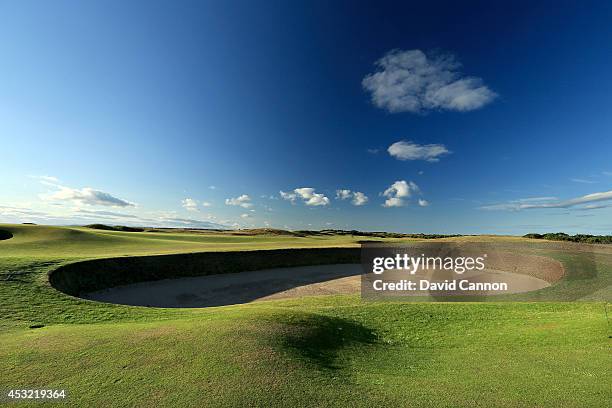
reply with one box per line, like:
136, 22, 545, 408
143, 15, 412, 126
1, 224, 610, 407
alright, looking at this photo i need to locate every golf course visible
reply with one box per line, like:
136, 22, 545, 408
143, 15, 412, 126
1, 224, 610, 407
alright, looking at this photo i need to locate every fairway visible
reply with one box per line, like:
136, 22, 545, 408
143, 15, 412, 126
1, 224, 611, 407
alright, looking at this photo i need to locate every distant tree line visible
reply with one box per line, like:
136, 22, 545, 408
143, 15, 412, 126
524, 232, 612, 244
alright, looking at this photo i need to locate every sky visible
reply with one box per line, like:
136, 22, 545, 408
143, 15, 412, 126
1, 0, 612, 234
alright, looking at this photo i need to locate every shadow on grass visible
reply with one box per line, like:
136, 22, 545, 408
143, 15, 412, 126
275, 312, 377, 370
0, 229, 13, 241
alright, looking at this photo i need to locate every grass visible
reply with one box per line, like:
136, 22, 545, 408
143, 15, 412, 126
1, 224, 610, 407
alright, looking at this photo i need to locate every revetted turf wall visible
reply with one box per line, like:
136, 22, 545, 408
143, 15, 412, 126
49, 248, 361, 296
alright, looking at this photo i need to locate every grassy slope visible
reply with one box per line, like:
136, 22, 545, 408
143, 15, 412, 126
0, 224, 610, 407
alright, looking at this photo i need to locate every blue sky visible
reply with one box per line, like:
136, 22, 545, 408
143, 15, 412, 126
1, 1, 611, 234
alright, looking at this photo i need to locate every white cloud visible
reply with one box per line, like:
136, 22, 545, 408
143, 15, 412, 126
480, 190, 612, 211
384, 180, 418, 198
336, 189, 352, 200
295, 188, 329, 206
418, 199, 429, 207
367, 148, 379, 154
154, 216, 227, 229
479, 203, 524, 211
570, 178, 597, 184
279, 190, 297, 203
75, 209, 142, 219
281, 188, 330, 206
362, 49, 496, 113
576, 204, 611, 211
479, 196, 559, 210
240, 213, 250, 219
382, 197, 403, 208
0, 205, 52, 219
209, 185, 216, 190
34, 177, 134, 208
335, 189, 368, 206
202, 201, 212, 207
43, 185, 134, 207
388, 141, 450, 162
382, 180, 420, 207
352, 192, 368, 206
0, 204, 231, 229
515, 196, 558, 203
181, 198, 199, 211
40, 175, 59, 183
30, 175, 60, 185
225, 194, 253, 208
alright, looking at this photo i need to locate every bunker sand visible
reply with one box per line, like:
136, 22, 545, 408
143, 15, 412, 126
85, 264, 362, 307
84, 264, 552, 308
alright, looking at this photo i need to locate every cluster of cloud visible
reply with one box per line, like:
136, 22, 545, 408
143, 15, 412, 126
480, 190, 612, 211
156, 216, 223, 229
0, 204, 228, 229
14, 176, 241, 229
269, 184, 430, 209
33, 176, 135, 208
181, 198, 211, 212
225, 194, 253, 208
207, 185, 426, 210
181, 198, 198, 211
43, 184, 135, 208
280, 188, 330, 206
382, 180, 425, 208
336, 189, 368, 206
388, 141, 451, 162
362, 49, 496, 114
0, 205, 51, 219
24, 175, 433, 231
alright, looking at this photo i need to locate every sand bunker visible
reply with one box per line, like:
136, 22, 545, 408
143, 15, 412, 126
84, 263, 553, 308
84, 264, 361, 307
0, 230, 13, 241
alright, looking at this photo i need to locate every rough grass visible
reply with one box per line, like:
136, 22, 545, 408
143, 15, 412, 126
1, 224, 611, 407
